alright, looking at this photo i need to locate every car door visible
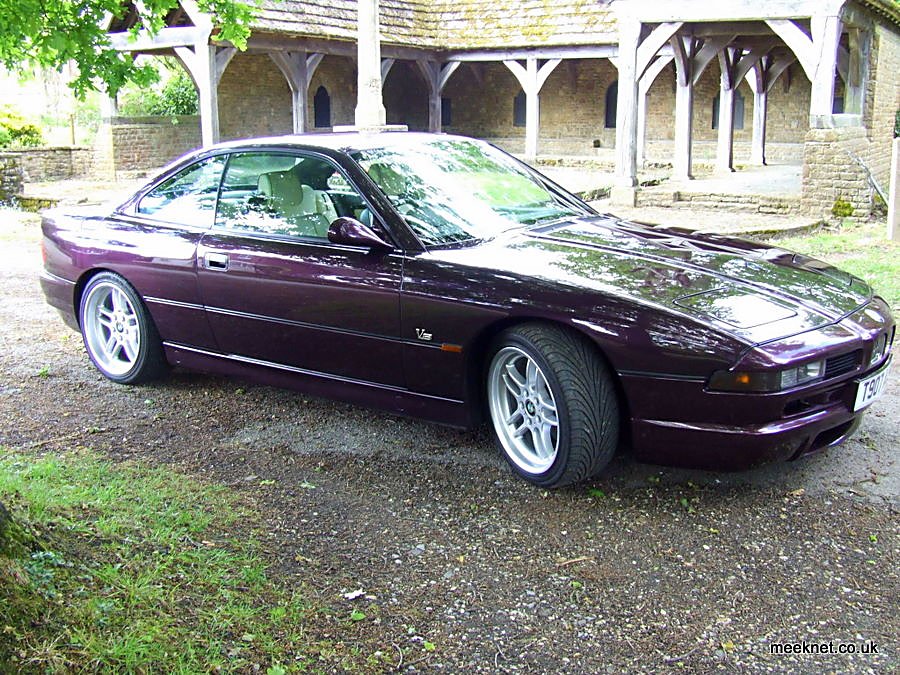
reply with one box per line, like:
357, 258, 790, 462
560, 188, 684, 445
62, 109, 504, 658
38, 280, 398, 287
196, 150, 405, 387
114, 154, 227, 351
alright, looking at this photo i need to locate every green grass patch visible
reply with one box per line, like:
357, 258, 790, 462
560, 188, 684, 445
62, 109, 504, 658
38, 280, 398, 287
769, 220, 900, 309
0, 448, 381, 673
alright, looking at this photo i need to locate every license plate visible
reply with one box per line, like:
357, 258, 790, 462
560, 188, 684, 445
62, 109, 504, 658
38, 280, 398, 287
853, 364, 890, 411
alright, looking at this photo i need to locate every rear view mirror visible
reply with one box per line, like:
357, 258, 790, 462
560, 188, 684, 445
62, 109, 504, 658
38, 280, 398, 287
327, 217, 393, 251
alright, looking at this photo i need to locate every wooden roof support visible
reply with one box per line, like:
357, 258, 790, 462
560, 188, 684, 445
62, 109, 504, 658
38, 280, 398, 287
504, 58, 561, 161
175, 43, 234, 146
416, 61, 460, 132
269, 51, 324, 134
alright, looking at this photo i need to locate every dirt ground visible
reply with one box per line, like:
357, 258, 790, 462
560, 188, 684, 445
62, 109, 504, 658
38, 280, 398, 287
1, 208, 897, 673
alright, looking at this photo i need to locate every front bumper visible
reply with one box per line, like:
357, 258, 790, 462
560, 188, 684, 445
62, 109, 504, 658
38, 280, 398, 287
621, 356, 891, 471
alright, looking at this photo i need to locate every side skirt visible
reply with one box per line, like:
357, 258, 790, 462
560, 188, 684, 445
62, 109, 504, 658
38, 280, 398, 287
163, 342, 475, 429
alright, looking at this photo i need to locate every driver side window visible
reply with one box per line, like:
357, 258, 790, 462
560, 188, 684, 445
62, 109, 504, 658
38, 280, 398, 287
215, 152, 358, 240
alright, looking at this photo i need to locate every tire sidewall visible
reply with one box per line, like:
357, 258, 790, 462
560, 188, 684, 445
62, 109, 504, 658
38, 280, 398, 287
486, 329, 573, 488
79, 272, 154, 384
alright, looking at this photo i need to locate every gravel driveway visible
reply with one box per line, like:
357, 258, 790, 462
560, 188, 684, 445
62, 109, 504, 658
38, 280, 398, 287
1, 209, 897, 673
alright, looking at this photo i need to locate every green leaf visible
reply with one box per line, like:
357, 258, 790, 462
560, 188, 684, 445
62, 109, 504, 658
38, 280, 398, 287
350, 610, 366, 622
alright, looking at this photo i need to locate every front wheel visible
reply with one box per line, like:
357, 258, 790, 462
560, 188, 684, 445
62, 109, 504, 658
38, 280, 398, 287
79, 272, 166, 384
486, 323, 619, 488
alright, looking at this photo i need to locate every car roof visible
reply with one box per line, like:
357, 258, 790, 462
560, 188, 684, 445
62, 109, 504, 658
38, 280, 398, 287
205, 131, 476, 156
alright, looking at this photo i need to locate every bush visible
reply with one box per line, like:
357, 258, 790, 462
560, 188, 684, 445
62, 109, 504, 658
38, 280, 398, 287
0, 106, 43, 148
831, 197, 854, 218
119, 71, 198, 117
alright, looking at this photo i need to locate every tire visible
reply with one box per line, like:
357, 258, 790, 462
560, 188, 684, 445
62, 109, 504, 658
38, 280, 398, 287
486, 323, 619, 488
79, 272, 166, 384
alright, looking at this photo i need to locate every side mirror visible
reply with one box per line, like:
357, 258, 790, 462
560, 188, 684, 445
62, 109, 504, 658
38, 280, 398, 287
327, 217, 393, 251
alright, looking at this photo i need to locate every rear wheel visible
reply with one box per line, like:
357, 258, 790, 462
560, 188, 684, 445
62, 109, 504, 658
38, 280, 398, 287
79, 272, 166, 384
486, 323, 619, 488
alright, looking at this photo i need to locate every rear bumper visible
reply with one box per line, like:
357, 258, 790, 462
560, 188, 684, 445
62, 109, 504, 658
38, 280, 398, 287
40, 270, 79, 331
621, 360, 888, 471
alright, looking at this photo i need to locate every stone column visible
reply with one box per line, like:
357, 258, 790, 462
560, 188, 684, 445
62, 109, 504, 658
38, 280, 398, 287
355, 0, 387, 128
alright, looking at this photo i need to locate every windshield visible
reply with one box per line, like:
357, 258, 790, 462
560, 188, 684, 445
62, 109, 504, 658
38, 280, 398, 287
353, 138, 589, 246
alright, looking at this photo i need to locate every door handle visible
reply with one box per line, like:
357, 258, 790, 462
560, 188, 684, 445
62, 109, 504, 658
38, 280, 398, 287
204, 252, 229, 271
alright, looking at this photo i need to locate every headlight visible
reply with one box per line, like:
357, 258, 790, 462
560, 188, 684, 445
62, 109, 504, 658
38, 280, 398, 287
709, 359, 825, 392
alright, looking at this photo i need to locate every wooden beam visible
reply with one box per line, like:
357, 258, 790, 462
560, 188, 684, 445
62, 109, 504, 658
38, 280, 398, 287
108, 25, 209, 51
636, 22, 683, 79
765, 19, 815, 78
691, 35, 737, 85
625, 0, 845, 23
440, 45, 618, 62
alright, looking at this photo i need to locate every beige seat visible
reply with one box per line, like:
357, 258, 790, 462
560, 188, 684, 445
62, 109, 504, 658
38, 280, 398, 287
257, 170, 330, 238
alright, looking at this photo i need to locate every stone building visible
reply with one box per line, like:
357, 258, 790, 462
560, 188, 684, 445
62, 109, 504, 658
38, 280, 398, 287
103, 0, 900, 216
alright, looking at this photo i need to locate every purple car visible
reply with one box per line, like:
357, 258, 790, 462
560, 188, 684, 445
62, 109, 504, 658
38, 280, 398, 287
40, 133, 894, 487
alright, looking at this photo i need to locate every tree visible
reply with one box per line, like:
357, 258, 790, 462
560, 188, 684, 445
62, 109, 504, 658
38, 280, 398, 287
0, 0, 254, 97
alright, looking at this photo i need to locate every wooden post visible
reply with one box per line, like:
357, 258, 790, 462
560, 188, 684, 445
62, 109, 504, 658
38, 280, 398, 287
749, 62, 767, 165
715, 48, 738, 174
503, 58, 560, 161
808, 14, 842, 126
175, 43, 235, 146
889, 138, 900, 242
671, 36, 695, 181
355, 0, 386, 127
614, 17, 641, 189
270, 52, 324, 134
417, 61, 460, 132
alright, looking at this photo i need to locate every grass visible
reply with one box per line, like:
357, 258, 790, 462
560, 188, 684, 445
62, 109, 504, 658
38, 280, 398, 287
0, 448, 386, 673
768, 219, 900, 309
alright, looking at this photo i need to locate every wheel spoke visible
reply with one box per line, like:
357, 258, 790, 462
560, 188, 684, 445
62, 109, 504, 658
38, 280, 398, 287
526, 359, 539, 389
121, 335, 138, 362
504, 362, 525, 391
110, 289, 124, 313
534, 424, 556, 458
505, 408, 523, 426
512, 420, 529, 438
501, 372, 521, 397
104, 334, 118, 355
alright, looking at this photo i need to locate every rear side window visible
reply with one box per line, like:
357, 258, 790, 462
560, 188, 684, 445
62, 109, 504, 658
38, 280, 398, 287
137, 156, 226, 226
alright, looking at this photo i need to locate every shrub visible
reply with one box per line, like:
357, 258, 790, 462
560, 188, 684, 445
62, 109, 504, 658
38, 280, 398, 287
119, 71, 198, 117
0, 106, 43, 148
831, 197, 854, 218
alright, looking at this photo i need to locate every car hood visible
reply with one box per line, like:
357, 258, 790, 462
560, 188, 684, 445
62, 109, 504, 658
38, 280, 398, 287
435, 215, 873, 344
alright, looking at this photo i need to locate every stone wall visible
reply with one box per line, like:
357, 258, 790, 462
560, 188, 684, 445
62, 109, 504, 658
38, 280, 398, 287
219, 52, 293, 140
94, 116, 201, 176
0, 147, 94, 182
308, 55, 357, 129
801, 126, 872, 217
0, 153, 23, 202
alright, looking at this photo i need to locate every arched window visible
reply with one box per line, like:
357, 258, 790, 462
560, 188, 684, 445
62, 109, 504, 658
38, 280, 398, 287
314, 86, 331, 128
605, 81, 618, 128
712, 90, 745, 130
513, 91, 526, 127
